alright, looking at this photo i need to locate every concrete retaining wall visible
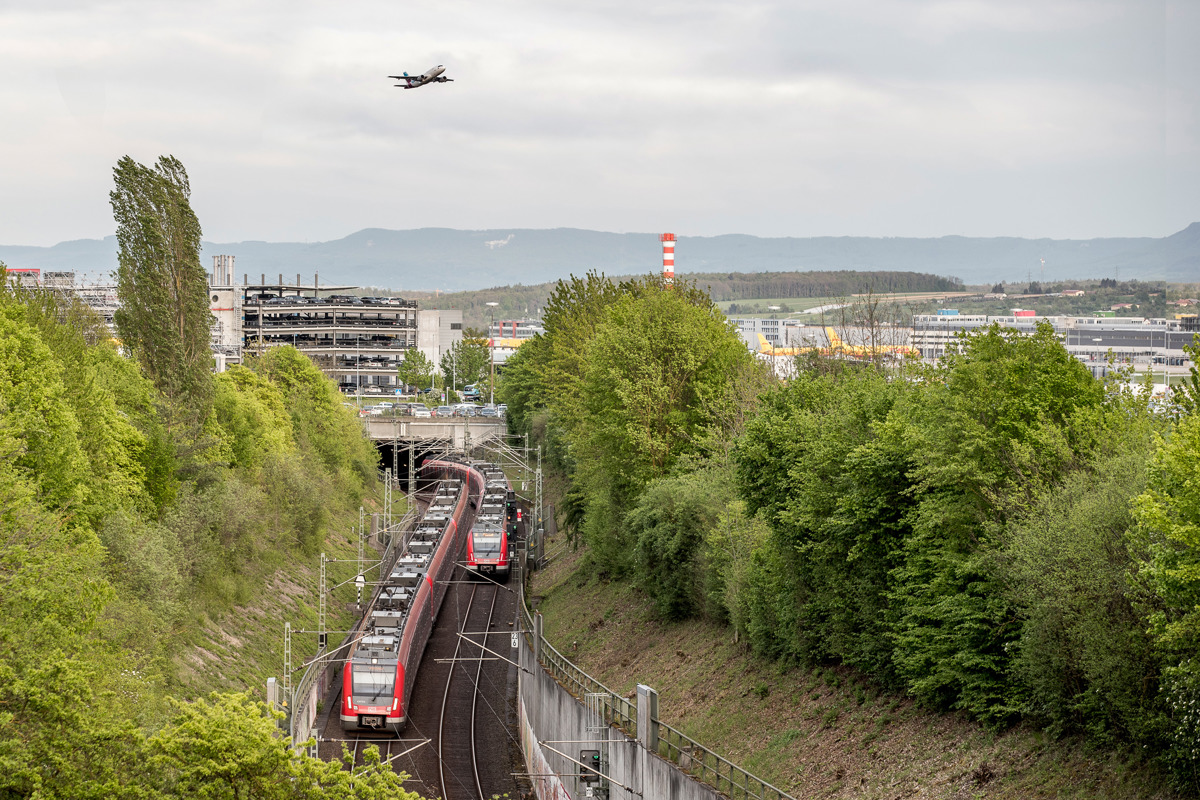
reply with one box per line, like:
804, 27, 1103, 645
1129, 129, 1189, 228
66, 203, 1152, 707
518, 631, 723, 800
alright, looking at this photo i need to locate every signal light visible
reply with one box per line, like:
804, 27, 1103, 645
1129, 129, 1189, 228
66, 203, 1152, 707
579, 749, 600, 783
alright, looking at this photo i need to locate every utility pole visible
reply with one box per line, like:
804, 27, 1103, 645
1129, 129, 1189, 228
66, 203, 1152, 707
283, 622, 292, 725
357, 505, 365, 580
535, 445, 543, 569
486, 301, 498, 406
318, 553, 327, 650
384, 468, 392, 535
535, 444, 543, 535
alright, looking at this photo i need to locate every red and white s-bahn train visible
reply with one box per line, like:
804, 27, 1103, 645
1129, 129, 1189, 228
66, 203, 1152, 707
464, 462, 513, 582
340, 458, 486, 735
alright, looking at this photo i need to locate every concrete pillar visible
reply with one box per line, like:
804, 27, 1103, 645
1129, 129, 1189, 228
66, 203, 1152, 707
534, 612, 543, 665
637, 685, 659, 754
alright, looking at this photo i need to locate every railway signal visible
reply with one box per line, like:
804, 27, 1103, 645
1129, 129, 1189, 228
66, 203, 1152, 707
579, 749, 601, 783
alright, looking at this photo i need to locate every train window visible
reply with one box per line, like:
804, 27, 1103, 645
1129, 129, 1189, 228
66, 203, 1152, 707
352, 664, 395, 704
473, 537, 503, 558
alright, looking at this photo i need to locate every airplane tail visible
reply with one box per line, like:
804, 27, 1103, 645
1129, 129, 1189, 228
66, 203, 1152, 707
757, 333, 772, 354
824, 327, 843, 348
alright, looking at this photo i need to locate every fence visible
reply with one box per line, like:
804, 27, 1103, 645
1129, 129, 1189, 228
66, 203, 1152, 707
289, 649, 324, 747
656, 721, 793, 800
520, 584, 794, 800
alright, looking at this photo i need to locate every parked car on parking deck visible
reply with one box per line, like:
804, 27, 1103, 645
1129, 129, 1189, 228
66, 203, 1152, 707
433, 405, 455, 417
411, 405, 432, 418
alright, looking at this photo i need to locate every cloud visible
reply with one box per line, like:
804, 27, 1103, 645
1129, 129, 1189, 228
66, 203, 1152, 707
0, 0, 1196, 246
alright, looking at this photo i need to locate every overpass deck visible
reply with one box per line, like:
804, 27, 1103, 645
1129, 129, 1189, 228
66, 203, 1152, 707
361, 417, 505, 450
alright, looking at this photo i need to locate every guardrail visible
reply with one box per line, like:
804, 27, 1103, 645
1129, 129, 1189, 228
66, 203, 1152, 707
656, 720, 794, 800
289, 651, 325, 747
520, 571, 794, 800
538, 635, 638, 736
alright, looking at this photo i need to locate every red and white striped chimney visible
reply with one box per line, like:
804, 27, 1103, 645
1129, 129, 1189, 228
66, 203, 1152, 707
660, 233, 675, 284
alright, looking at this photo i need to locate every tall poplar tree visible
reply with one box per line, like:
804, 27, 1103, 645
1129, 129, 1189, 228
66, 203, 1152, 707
110, 155, 213, 422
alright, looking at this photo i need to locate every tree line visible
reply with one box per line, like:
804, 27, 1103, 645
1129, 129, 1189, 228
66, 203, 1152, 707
501, 272, 1200, 792
401, 270, 963, 329
0, 156, 409, 799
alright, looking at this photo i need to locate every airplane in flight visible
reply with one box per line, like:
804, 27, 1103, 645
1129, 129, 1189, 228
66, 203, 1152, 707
389, 65, 453, 90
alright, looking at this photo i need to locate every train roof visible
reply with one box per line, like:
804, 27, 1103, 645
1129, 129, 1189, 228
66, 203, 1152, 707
350, 466, 475, 665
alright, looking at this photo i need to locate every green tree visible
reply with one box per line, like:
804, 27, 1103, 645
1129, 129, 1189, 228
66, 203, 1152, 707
573, 285, 754, 572
733, 363, 912, 675
147, 692, 423, 800
396, 348, 434, 391
628, 462, 737, 620
889, 322, 1106, 722
1133, 413, 1200, 786
440, 338, 489, 393
110, 155, 213, 420
1004, 447, 1159, 743
1171, 333, 1200, 417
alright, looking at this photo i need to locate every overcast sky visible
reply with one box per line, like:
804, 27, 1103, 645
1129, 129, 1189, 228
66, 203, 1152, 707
2, 0, 1197, 246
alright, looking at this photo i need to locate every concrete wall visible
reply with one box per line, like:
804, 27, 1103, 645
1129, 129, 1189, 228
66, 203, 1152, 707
518, 632, 723, 800
361, 418, 505, 448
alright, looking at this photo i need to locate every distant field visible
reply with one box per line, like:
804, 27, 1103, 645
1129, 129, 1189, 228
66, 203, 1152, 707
717, 294, 969, 324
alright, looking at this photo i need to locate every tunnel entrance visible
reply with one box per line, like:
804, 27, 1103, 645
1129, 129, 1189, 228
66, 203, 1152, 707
374, 439, 454, 491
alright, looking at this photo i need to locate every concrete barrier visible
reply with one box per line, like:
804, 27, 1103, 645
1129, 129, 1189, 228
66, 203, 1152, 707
518, 617, 726, 800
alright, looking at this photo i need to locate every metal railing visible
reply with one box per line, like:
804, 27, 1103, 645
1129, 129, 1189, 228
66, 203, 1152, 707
656, 720, 794, 800
520, 575, 795, 800
537, 636, 638, 737
289, 648, 325, 746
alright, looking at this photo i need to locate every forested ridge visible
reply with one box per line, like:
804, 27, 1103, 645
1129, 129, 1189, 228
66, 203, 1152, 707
501, 272, 1200, 794
0, 155, 421, 800
400, 269, 961, 329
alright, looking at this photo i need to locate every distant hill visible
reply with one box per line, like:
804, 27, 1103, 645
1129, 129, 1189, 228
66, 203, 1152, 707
2, 225, 1197, 292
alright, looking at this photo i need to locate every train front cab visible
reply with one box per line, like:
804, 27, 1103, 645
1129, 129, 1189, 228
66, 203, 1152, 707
467, 523, 510, 582
341, 658, 406, 736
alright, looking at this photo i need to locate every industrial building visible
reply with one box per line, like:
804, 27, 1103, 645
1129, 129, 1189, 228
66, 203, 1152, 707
909, 311, 1195, 367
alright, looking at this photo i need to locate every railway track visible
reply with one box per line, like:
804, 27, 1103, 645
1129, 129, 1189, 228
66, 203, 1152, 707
438, 582, 500, 800
316, 497, 527, 799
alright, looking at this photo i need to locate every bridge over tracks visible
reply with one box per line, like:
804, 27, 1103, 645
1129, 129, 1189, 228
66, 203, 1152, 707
361, 417, 505, 450
363, 417, 508, 488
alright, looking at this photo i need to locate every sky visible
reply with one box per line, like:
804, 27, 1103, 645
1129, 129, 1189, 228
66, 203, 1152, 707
1, 0, 1198, 247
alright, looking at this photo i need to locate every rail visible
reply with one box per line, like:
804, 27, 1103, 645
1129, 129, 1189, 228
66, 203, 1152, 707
520, 566, 794, 800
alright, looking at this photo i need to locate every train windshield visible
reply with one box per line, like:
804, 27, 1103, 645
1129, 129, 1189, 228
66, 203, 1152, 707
473, 531, 502, 558
352, 664, 395, 705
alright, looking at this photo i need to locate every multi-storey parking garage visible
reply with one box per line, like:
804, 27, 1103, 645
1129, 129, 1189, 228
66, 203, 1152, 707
243, 294, 420, 392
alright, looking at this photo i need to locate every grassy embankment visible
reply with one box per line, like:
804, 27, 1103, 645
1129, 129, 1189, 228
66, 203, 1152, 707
172, 489, 408, 700
531, 540, 1179, 800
